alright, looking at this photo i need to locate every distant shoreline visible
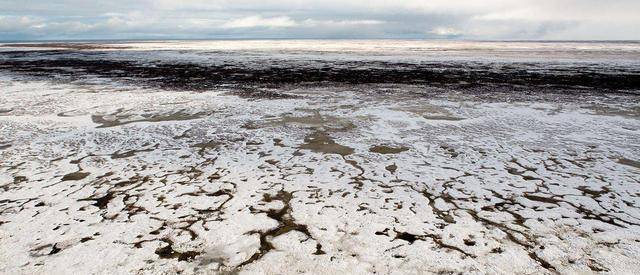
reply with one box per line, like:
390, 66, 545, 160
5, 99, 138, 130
2, 38, 640, 44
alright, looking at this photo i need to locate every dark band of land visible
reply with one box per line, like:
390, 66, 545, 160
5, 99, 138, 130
1, 50, 639, 92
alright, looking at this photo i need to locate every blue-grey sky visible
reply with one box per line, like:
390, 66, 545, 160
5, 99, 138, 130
1, 0, 638, 41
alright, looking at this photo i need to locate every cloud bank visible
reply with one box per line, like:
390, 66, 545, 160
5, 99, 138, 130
0, 0, 638, 40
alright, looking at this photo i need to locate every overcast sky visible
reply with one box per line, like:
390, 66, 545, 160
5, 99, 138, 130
0, 0, 638, 41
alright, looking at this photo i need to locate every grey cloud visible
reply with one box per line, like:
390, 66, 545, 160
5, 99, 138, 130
0, 0, 638, 40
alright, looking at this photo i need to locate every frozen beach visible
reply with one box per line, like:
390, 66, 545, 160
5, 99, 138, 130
1, 40, 639, 274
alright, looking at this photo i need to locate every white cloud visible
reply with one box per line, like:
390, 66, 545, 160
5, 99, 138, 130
221, 16, 296, 29
0, 16, 43, 32
430, 27, 462, 37
302, 19, 384, 27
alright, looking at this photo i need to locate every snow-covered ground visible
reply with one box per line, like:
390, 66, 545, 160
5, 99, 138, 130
1, 74, 639, 274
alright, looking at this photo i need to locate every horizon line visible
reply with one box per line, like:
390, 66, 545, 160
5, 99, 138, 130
2, 38, 640, 43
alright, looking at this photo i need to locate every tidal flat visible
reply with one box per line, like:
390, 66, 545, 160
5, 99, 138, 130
1, 40, 639, 274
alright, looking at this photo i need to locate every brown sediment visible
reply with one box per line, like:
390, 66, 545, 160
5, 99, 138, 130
419, 189, 457, 225
265, 111, 356, 133
240, 190, 323, 267
411, 179, 560, 273
80, 237, 93, 243
385, 164, 398, 174
523, 194, 562, 205
30, 243, 62, 257
13, 176, 27, 184
242, 121, 261, 130
1, 176, 26, 191
91, 110, 209, 128
230, 87, 299, 99
313, 243, 326, 255
587, 259, 610, 272
392, 230, 475, 258
111, 146, 157, 159
191, 141, 222, 155
279, 113, 325, 126
393, 231, 420, 244
61, 171, 90, 181
155, 238, 201, 262
369, 145, 409, 154
79, 192, 114, 209
588, 105, 640, 119
577, 186, 610, 199
299, 131, 354, 156
440, 145, 459, 158
463, 239, 476, 246
423, 115, 465, 121
396, 105, 460, 121
618, 158, 640, 169
464, 206, 559, 272
273, 138, 286, 147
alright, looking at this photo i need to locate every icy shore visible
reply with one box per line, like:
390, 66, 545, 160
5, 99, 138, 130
1, 41, 640, 274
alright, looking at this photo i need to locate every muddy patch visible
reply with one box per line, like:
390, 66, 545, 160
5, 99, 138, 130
111, 145, 157, 159
229, 87, 299, 99
397, 105, 465, 121
265, 110, 355, 131
61, 171, 90, 181
423, 115, 466, 121
155, 239, 201, 262
619, 158, 640, 169
369, 145, 409, 154
79, 192, 114, 209
91, 109, 209, 128
386, 164, 398, 173
588, 105, 640, 119
299, 131, 354, 156
241, 190, 322, 267
191, 141, 222, 155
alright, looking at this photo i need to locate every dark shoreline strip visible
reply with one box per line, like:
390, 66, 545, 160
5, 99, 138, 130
1, 51, 639, 91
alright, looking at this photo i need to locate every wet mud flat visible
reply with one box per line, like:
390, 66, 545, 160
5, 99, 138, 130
1, 43, 640, 274
1, 48, 640, 93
